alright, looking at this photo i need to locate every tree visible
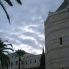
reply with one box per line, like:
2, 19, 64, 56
0, 38, 13, 69
0, 0, 22, 23
15, 50, 26, 69
40, 49, 45, 69
0, 53, 10, 69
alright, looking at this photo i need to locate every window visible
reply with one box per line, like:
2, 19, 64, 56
27, 56, 28, 58
35, 60, 36, 63
62, 68, 64, 69
12, 56, 13, 58
30, 60, 31, 64
39, 59, 40, 62
60, 37, 62, 45
16, 61, 18, 65
22, 61, 23, 65
26, 62, 27, 64
11, 62, 13, 66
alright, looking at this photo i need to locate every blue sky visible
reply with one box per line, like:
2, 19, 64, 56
0, 0, 63, 54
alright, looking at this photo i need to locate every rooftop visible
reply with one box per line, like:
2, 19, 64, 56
57, 0, 69, 11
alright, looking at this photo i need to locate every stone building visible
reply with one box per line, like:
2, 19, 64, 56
0, 53, 41, 69
23, 54, 41, 69
45, 0, 69, 69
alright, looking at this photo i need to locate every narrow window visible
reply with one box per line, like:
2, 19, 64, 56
35, 60, 36, 63
16, 61, 18, 65
22, 61, 23, 65
30, 61, 31, 64
12, 56, 13, 58
62, 67, 64, 69
11, 62, 13, 66
60, 37, 62, 45
26, 62, 27, 64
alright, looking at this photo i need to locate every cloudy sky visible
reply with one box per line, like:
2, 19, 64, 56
0, 0, 63, 55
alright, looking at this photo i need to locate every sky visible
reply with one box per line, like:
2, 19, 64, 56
0, 0, 63, 55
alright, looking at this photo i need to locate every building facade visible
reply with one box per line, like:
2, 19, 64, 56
23, 54, 41, 69
0, 53, 41, 69
45, 0, 69, 69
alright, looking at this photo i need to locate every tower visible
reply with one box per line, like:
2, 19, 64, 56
45, 0, 69, 69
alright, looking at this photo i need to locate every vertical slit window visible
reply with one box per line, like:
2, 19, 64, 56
60, 37, 62, 45
16, 61, 18, 65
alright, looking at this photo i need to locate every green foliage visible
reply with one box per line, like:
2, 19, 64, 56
15, 49, 26, 69
0, 38, 13, 54
15, 49, 26, 57
0, 53, 10, 69
0, 38, 13, 69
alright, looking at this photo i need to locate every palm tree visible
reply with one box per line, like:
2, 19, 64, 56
0, 0, 22, 23
15, 50, 26, 69
0, 38, 14, 69
0, 53, 10, 69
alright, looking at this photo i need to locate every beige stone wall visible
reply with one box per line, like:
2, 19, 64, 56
23, 54, 41, 69
1, 53, 41, 69
45, 7, 69, 69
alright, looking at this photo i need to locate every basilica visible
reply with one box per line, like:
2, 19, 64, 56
45, 0, 69, 69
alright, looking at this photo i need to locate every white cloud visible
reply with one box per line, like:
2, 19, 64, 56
0, 0, 63, 54
13, 44, 42, 55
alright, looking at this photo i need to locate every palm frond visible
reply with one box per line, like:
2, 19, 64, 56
3, 40, 8, 42
3, 47, 14, 51
16, 0, 22, 5
0, 39, 13, 69
2, 50, 10, 54
15, 49, 26, 57
0, 2, 10, 24
4, 0, 13, 6
6, 44, 13, 47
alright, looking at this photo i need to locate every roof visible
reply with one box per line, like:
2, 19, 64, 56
57, 0, 69, 11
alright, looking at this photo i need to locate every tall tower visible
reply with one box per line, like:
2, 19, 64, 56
45, 0, 69, 69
